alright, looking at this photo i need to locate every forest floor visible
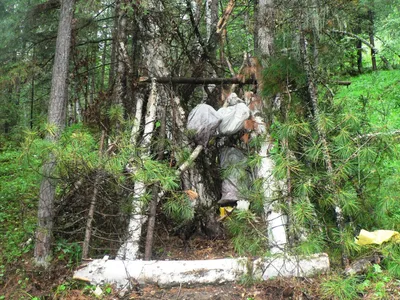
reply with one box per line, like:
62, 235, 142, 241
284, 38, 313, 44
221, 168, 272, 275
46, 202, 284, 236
1, 257, 322, 299
0, 234, 324, 299
3, 204, 400, 299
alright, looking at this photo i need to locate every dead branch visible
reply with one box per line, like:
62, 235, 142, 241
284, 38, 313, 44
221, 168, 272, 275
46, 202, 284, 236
176, 145, 204, 175
328, 29, 378, 54
216, 0, 236, 34
357, 129, 400, 140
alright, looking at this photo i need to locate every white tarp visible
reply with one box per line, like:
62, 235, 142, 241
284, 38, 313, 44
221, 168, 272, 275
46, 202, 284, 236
218, 103, 250, 135
187, 104, 221, 146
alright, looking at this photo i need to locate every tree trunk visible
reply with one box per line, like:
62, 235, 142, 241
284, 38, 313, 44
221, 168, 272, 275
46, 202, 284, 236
82, 130, 105, 259
114, 1, 127, 108
355, 23, 363, 73
108, 1, 119, 88
30, 55, 35, 129
255, 0, 275, 60
117, 81, 159, 260
206, 0, 218, 44
34, 0, 75, 268
144, 105, 166, 260
254, 0, 288, 253
118, 0, 171, 260
100, 36, 107, 92
368, 7, 377, 71
299, 27, 348, 267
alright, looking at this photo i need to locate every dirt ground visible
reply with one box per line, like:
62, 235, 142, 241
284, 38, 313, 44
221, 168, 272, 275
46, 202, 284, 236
133, 278, 320, 300
55, 278, 321, 299
152, 234, 237, 261
1, 263, 321, 299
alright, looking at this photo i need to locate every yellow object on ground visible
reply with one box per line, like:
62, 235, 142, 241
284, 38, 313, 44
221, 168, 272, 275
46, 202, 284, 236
219, 206, 234, 218
355, 229, 400, 245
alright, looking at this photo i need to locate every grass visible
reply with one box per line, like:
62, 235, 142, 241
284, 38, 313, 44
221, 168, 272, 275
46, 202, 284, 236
335, 69, 400, 129
0, 148, 40, 266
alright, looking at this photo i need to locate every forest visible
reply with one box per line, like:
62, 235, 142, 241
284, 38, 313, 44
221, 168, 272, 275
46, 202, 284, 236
1, 0, 400, 298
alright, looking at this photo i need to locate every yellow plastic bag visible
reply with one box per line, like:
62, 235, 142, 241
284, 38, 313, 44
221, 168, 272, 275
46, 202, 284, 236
219, 206, 234, 218
355, 229, 400, 246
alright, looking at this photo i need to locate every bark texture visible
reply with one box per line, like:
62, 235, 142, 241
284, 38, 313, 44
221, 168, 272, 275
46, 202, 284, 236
118, 0, 172, 260
255, 0, 288, 253
255, 0, 275, 59
82, 130, 105, 259
34, 0, 75, 267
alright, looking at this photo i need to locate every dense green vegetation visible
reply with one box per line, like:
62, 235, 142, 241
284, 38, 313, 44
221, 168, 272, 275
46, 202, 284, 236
2, 70, 400, 298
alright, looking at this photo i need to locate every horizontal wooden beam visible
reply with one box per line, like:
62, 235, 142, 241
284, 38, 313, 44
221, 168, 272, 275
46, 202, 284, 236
137, 77, 351, 86
138, 76, 256, 85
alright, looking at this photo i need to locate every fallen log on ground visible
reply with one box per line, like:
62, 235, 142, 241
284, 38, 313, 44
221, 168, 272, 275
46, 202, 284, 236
73, 253, 329, 289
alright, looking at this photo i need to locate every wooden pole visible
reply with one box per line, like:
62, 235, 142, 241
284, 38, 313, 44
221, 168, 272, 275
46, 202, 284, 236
137, 76, 351, 86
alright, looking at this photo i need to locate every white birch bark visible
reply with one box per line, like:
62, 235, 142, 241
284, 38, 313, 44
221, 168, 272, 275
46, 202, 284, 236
118, 80, 158, 260
254, 117, 287, 254
118, 0, 169, 259
254, 0, 288, 253
74, 254, 329, 289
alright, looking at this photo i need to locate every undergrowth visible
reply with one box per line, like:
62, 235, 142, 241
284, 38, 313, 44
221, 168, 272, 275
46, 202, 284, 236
2, 70, 400, 298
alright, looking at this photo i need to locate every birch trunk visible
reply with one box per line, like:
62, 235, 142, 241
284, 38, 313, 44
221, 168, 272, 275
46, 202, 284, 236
118, 0, 172, 259
117, 80, 158, 260
254, 0, 288, 253
144, 95, 166, 260
255, 119, 287, 253
114, 0, 127, 108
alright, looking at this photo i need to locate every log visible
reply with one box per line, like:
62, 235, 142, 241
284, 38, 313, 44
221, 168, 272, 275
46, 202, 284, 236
73, 253, 329, 289
335, 81, 352, 86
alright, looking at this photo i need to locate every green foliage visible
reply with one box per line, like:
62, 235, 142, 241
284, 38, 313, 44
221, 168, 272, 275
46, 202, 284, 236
320, 275, 360, 300
321, 261, 400, 300
336, 70, 400, 130
265, 69, 400, 262
226, 210, 267, 256
163, 192, 194, 223
133, 158, 179, 191
0, 148, 40, 265
54, 240, 82, 268
294, 232, 325, 255
263, 51, 306, 96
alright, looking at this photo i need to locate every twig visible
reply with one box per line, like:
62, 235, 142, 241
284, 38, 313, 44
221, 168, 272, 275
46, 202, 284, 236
176, 283, 182, 299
